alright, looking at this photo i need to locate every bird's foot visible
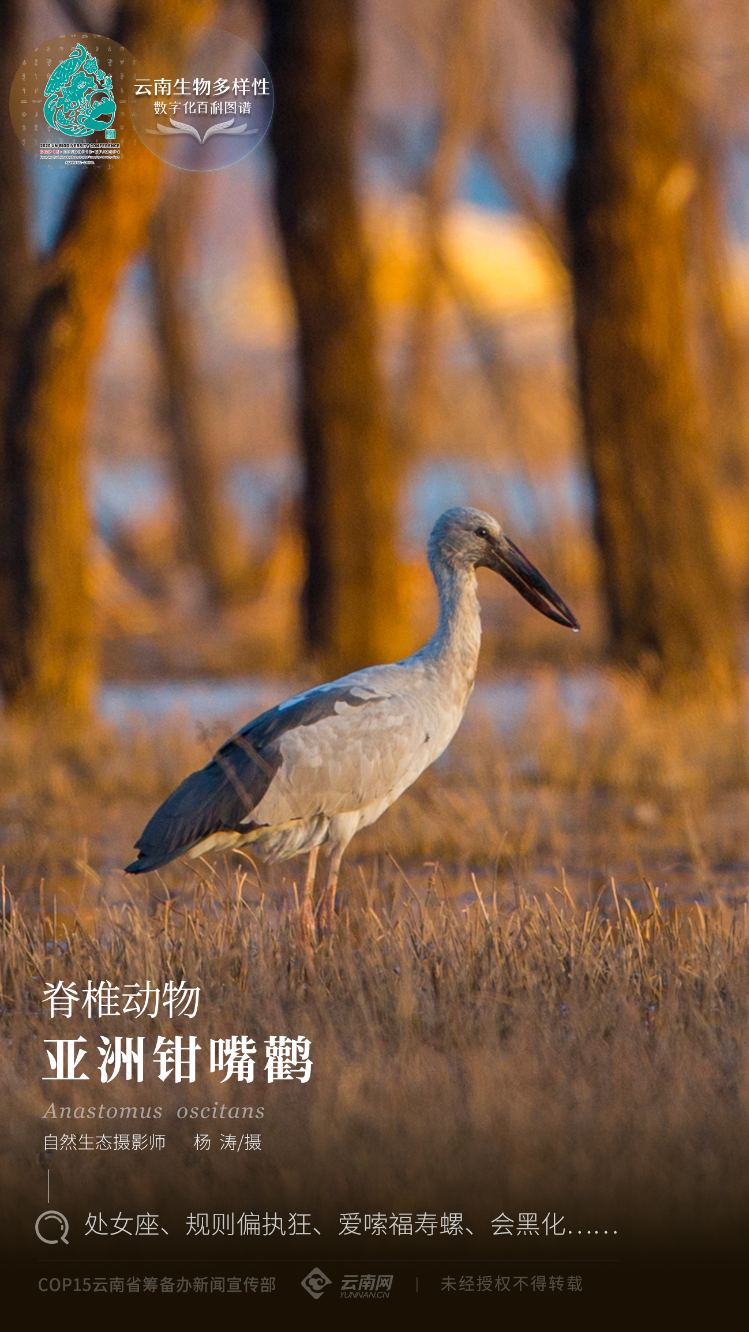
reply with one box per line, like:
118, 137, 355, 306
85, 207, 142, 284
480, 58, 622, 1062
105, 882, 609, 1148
299, 897, 317, 950
316, 887, 337, 939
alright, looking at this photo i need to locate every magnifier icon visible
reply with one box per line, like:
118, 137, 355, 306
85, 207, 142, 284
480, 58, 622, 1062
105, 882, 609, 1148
35, 1210, 69, 1244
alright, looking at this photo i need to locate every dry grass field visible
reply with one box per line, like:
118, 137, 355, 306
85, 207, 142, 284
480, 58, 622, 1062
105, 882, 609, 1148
2, 674, 749, 1276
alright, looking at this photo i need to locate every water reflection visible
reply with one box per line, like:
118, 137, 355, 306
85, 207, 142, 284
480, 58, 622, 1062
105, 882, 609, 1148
99, 670, 607, 734
99, 678, 281, 726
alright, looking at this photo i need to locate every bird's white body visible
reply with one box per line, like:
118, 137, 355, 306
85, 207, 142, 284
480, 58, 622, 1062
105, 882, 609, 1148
192, 564, 482, 864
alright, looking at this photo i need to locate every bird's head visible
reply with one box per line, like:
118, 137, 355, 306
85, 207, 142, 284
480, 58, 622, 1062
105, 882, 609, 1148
428, 506, 579, 630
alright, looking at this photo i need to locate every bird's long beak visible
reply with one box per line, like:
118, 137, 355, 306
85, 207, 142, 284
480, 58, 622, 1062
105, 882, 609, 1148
480, 535, 580, 630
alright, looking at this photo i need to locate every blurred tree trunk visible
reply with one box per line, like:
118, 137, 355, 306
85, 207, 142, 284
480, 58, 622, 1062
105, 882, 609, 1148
566, 0, 741, 700
0, 1, 210, 720
150, 177, 245, 608
265, 0, 407, 673
693, 134, 749, 491
405, 0, 490, 453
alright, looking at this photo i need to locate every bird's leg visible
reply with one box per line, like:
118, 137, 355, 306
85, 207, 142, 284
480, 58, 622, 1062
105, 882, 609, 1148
299, 845, 319, 947
317, 844, 344, 937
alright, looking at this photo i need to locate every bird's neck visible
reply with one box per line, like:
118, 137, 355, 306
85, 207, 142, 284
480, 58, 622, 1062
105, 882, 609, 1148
423, 563, 482, 687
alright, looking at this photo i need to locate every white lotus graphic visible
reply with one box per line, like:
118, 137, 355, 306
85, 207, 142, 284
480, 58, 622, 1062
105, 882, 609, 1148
146, 116, 258, 143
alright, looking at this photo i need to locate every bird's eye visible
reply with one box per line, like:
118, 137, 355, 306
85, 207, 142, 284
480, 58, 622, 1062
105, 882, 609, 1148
475, 527, 490, 540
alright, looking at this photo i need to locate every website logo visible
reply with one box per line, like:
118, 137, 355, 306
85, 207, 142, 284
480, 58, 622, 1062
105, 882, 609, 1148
341, 1274, 394, 1298
301, 1267, 332, 1299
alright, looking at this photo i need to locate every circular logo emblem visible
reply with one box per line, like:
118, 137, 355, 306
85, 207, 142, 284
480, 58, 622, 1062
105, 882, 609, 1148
9, 34, 136, 166
128, 28, 273, 172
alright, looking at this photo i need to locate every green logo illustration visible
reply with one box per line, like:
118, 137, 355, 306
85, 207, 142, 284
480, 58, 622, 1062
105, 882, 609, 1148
43, 43, 116, 138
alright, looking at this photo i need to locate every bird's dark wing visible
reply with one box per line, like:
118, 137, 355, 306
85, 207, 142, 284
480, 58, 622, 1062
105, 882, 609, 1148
125, 684, 383, 873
